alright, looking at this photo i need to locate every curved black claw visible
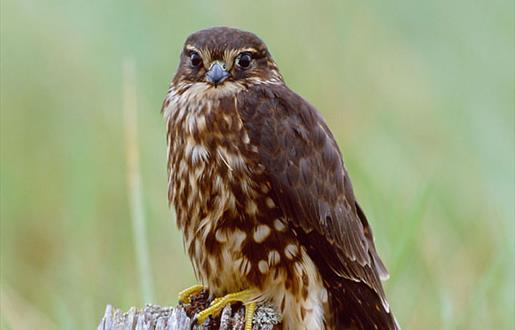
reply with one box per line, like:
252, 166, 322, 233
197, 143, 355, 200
190, 316, 198, 330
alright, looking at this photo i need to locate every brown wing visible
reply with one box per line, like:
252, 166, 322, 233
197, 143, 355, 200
237, 84, 397, 328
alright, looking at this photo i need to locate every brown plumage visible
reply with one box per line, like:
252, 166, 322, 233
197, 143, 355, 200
162, 27, 399, 330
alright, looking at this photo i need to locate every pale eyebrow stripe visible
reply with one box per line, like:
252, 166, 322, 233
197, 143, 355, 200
237, 47, 258, 54
186, 45, 258, 54
185, 45, 212, 65
223, 47, 259, 67
185, 45, 201, 53
224, 49, 239, 60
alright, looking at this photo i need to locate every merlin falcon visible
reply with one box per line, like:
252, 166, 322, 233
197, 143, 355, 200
162, 27, 399, 330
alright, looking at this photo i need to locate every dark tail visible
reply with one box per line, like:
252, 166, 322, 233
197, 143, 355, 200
328, 279, 399, 330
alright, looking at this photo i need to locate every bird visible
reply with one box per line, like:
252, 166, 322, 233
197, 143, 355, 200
162, 26, 399, 330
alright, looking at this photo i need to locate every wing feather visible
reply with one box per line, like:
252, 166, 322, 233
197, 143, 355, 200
237, 84, 390, 310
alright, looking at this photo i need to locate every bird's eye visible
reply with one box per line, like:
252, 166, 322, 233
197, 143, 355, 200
236, 53, 252, 69
190, 52, 202, 67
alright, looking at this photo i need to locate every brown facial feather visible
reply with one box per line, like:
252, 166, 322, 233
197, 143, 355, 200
171, 27, 282, 90
184, 27, 268, 58
163, 26, 399, 330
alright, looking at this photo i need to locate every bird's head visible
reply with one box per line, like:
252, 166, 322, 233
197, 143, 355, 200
171, 27, 283, 95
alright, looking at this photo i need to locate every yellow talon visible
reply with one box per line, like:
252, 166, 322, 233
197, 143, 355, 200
193, 289, 256, 329
209, 296, 223, 306
244, 301, 256, 330
178, 284, 204, 304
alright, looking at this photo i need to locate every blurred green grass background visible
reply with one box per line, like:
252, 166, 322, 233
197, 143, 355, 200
1, 1, 513, 329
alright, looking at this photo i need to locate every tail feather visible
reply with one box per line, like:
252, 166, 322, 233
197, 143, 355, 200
329, 279, 399, 330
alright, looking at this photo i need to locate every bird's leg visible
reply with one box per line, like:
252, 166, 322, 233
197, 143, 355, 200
178, 284, 205, 304
244, 301, 257, 330
192, 289, 256, 329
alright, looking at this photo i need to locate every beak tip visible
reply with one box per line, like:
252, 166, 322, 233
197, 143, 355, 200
206, 62, 229, 85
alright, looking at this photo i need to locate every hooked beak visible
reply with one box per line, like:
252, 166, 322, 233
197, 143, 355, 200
205, 62, 230, 86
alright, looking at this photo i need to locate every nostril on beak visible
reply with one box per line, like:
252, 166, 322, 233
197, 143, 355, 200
206, 62, 230, 85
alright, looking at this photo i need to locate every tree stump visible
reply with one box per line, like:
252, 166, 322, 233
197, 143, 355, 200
98, 291, 282, 330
